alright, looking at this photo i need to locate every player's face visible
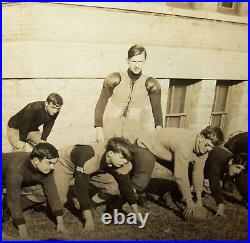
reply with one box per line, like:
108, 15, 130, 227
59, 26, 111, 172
33, 157, 58, 174
108, 151, 129, 168
45, 102, 61, 116
127, 52, 146, 75
229, 163, 245, 176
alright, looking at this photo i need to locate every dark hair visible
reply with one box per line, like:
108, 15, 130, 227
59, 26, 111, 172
200, 126, 224, 146
232, 153, 248, 168
128, 45, 147, 60
30, 143, 59, 160
106, 137, 133, 161
46, 93, 63, 106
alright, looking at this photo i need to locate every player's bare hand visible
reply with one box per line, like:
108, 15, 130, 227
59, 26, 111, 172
96, 127, 105, 143
215, 204, 225, 218
83, 220, 95, 233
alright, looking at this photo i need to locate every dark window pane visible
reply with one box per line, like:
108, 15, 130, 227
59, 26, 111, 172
213, 85, 229, 112
217, 2, 238, 14
211, 114, 222, 127
170, 86, 186, 113
166, 86, 173, 113
221, 2, 233, 8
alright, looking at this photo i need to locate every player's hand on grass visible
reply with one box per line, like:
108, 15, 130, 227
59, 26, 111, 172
215, 203, 225, 218
131, 203, 142, 224
184, 207, 194, 219
56, 216, 70, 235
18, 224, 30, 240
83, 219, 95, 233
183, 202, 198, 219
82, 210, 95, 233
57, 223, 70, 234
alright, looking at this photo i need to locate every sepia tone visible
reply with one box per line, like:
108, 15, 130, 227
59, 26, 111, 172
2, 2, 248, 240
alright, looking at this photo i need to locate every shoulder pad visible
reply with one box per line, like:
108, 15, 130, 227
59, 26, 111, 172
103, 72, 121, 89
145, 77, 161, 94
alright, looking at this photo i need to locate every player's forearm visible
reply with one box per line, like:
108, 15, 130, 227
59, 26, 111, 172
19, 129, 29, 142
42, 123, 54, 140
131, 203, 140, 215
18, 224, 29, 239
175, 178, 193, 206
83, 209, 94, 223
114, 174, 137, 205
7, 195, 25, 226
56, 215, 64, 225
192, 174, 203, 205
209, 177, 224, 205
94, 86, 111, 127
74, 172, 91, 210
149, 92, 163, 127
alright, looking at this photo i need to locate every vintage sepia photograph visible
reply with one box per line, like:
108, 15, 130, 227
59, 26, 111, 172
2, 2, 248, 240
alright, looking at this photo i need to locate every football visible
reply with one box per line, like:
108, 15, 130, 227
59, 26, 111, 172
191, 206, 211, 221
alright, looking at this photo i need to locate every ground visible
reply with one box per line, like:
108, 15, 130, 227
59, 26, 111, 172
2, 164, 248, 240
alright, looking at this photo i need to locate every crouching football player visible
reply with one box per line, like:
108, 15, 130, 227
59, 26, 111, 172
204, 132, 248, 217
2, 143, 68, 239
53, 137, 141, 232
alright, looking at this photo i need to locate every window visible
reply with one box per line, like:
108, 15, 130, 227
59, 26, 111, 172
210, 80, 232, 130
217, 2, 238, 14
167, 2, 193, 9
165, 79, 191, 128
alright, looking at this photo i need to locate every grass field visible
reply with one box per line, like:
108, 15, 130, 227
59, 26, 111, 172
2, 165, 248, 240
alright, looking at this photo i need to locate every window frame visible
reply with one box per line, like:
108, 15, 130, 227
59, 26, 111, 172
210, 81, 232, 130
167, 2, 193, 9
217, 2, 239, 14
165, 80, 190, 128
